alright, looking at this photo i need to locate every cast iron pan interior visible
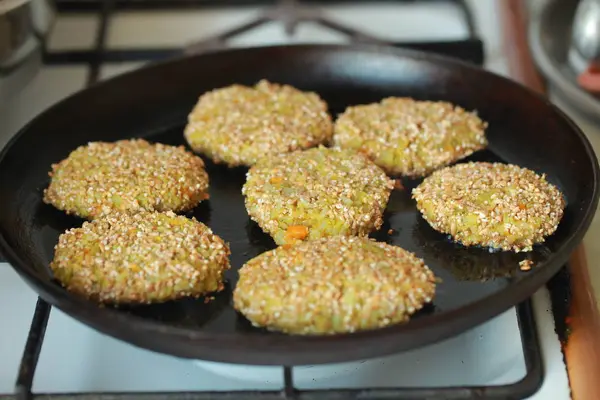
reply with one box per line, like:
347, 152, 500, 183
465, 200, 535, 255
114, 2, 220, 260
0, 45, 597, 366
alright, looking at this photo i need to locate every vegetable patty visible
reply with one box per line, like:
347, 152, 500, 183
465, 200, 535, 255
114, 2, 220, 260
233, 236, 436, 335
242, 146, 394, 246
412, 162, 565, 252
50, 211, 230, 304
43, 139, 209, 219
333, 97, 488, 177
184, 80, 333, 167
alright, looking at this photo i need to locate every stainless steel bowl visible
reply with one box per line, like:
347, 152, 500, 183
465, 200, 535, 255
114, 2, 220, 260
569, 0, 600, 74
529, 0, 600, 121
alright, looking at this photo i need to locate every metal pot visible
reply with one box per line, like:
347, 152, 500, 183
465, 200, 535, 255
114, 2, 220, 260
0, 0, 54, 103
568, 0, 600, 74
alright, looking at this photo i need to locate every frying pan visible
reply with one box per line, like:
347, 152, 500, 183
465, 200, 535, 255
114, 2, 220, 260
0, 45, 598, 366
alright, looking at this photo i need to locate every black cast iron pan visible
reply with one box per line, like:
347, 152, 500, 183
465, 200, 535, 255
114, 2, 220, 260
0, 45, 598, 366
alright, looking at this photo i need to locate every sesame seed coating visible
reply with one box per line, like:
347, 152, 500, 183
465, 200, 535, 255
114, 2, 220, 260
50, 211, 231, 304
233, 236, 436, 335
184, 80, 334, 167
43, 139, 209, 220
412, 162, 566, 252
242, 146, 394, 246
332, 97, 488, 177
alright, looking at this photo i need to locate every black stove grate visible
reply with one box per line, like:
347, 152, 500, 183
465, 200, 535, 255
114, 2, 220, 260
4, 298, 544, 400
43, 0, 484, 71
0, 1, 548, 399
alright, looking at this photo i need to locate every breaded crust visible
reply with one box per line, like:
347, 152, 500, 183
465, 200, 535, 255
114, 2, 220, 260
233, 236, 436, 335
412, 162, 566, 252
183, 80, 333, 167
50, 211, 231, 304
333, 97, 488, 177
43, 139, 209, 219
242, 146, 394, 246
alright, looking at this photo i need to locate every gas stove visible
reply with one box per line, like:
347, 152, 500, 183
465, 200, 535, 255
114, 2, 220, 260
0, 1, 574, 399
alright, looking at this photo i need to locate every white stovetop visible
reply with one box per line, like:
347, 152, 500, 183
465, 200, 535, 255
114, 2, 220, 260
0, 1, 580, 398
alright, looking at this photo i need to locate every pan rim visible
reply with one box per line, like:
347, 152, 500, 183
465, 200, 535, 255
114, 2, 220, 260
1, 43, 598, 365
